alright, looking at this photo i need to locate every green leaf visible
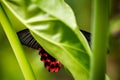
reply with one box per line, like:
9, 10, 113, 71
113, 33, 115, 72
1, 0, 91, 80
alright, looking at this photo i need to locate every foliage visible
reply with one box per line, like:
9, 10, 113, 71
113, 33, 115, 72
0, 0, 91, 80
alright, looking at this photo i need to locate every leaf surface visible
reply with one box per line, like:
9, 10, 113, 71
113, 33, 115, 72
1, 0, 91, 80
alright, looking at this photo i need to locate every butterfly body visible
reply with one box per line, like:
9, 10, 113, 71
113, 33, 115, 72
17, 29, 61, 72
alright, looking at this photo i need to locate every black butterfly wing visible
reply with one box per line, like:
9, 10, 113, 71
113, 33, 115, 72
17, 29, 40, 49
17, 29, 91, 49
17, 29, 91, 72
80, 30, 91, 44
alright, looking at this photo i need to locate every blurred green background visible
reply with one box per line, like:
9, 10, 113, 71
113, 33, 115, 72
0, 0, 120, 80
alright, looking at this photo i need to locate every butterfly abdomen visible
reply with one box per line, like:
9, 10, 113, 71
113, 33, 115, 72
39, 48, 61, 72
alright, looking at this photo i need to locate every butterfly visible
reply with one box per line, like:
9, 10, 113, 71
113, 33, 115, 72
17, 29, 91, 72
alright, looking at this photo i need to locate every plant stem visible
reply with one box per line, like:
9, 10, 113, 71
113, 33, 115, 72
0, 5, 36, 80
90, 0, 109, 80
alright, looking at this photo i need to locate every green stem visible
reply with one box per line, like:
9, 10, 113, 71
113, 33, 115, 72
0, 5, 36, 80
90, 0, 109, 80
